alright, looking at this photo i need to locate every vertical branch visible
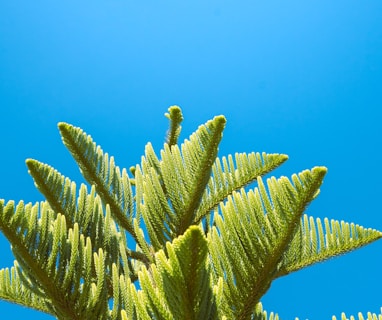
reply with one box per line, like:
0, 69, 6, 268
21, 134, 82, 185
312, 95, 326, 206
165, 105, 184, 147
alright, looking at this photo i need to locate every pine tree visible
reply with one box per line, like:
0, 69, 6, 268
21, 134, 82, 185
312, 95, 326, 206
0, 106, 381, 319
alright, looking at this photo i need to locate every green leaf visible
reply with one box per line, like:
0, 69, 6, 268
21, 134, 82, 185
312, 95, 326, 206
276, 214, 382, 277
26, 159, 77, 228
139, 226, 218, 319
136, 115, 226, 251
195, 151, 288, 223
162, 115, 226, 236
0, 200, 107, 319
58, 122, 136, 238
208, 167, 327, 319
0, 262, 52, 315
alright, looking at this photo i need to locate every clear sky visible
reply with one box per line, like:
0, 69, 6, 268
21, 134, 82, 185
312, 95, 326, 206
0, 1, 381, 319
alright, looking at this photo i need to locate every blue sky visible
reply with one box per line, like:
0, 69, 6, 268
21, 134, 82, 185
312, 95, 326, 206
0, 1, 381, 319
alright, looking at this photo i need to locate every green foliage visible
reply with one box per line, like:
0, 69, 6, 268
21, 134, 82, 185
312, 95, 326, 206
332, 309, 382, 320
0, 106, 381, 319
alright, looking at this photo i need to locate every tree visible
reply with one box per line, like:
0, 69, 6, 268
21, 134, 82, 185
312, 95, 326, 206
0, 106, 381, 320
